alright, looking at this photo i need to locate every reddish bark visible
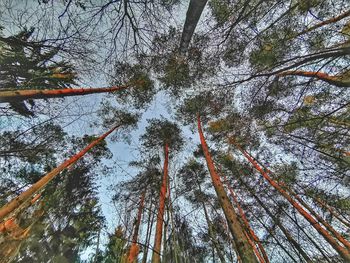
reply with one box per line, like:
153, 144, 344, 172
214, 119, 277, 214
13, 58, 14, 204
128, 191, 146, 263
278, 71, 350, 87
151, 143, 169, 263
295, 9, 350, 37
0, 86, 127, 102
197, 114, 259, 263
0, 125, 119, 222
233, 142, 350, 261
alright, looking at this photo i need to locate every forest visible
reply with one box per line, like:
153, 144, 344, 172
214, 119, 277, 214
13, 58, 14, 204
0, 0, 349, 262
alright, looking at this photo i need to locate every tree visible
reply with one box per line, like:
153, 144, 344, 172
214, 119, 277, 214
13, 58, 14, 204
0, 110, 138, 222
140, 119, 184, 263
177, 93, 260, 263
127, 190, 145, 263
178, 159, 227, 262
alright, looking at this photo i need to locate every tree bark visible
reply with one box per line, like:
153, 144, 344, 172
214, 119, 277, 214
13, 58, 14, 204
278, 70, 350, 87
197, 181, 226, 263
294, 9, 350, 38
197, 114, 259, 263
179, 0, 208, 54
314, 197, 350, 228
142, 200, 155, 263
151, 143, 169, 263
128, 191, 146, 263
0, 86, 127, 102
0, 124, 120, 222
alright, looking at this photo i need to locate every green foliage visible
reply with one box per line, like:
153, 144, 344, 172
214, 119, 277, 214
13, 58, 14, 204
140, 118, 184, 152
209, 0, 232, 26
159, 56, 191, 90
0, 28, 77, 90
176, 91, 229, 126
272, 162, 298, 187
297, 0, 322, 12
178, 159, 210, 204
0, 122, 66, 164
101, 226, 128, 263
112, 63, 155, 109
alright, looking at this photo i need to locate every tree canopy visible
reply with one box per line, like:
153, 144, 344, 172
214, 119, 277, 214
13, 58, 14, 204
0, 0, 349, 262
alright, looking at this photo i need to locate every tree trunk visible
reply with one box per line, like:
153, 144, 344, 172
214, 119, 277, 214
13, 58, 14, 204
240, 178, 313, 263
197, 180, 226, 263
151, 143, 169, 263
222, 175, 269, 263
0, 86, 127, 102
197, 114, 259, 263
128, 191, 146, 263
278, 70, 350, 87
0, 124, 120, 222
294, 9, 350, 38
232, 142, 350, 261
179, 0, 208, 54
142, 200, 155, 263
290, 191, 350, 250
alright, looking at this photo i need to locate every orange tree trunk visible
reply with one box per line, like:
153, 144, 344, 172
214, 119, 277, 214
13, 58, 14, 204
142, 200, 155, 263
238, 175, 313, 263
254, 161, 350, 248
151, 143, 169, 263
0, 125, 120, 222
233, 142, 350, 261
294, 9, 350, 38
128, 191, 146, 263
222, 174, 269, 263
0, 86, 127, 102
277, 71, 350, 87
197, 114, 259, 263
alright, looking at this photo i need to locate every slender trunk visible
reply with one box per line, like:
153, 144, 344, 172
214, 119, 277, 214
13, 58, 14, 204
142, 200, 155, 263
241, 178, 313, 263
197, 180, 226, 263
252, 214, 299, 263
222, 175, 269, 263
179, 0, 208, 54
152, 143, 169, 263
294, 9, 350, 38
0, 125, 119, 222
280, 204, 332, 263
291, 191, 350, 250
162, 210, 168, 261
197, 114, 259, 263
232, 142, 350, 261
94, 228, 101, 263
0, 86, 128, 102
128, 191, 146, 263
168, 195, 180, 263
